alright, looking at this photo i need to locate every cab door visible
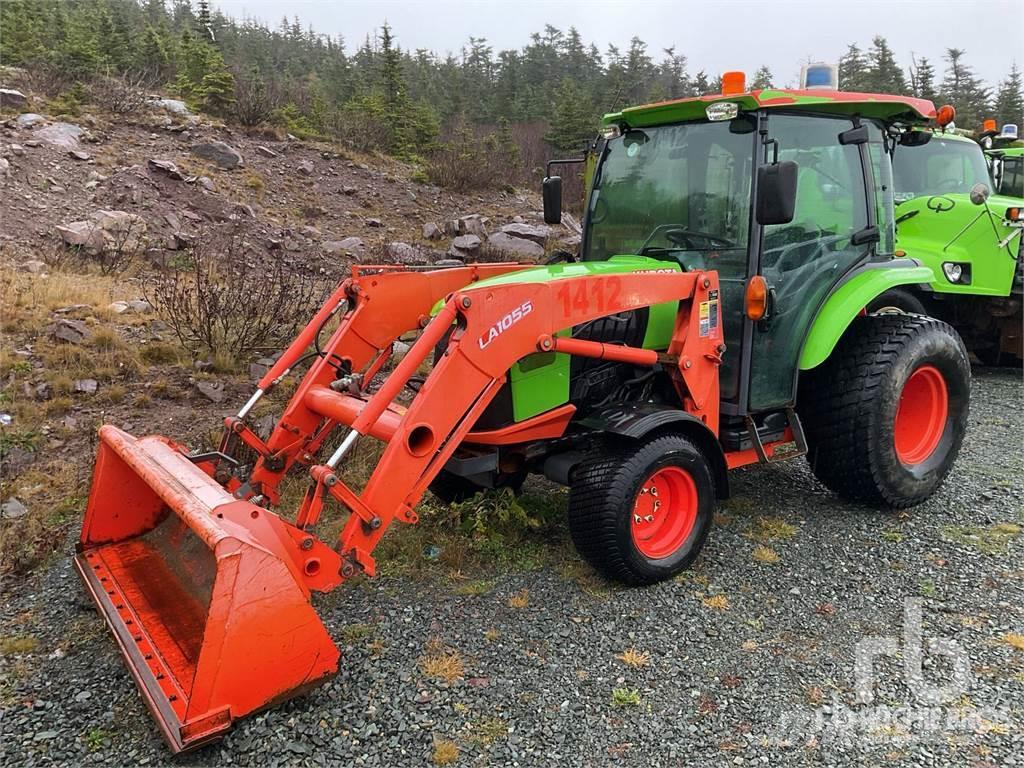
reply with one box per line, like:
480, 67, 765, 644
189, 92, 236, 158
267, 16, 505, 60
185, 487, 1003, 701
746, 114, 878, 412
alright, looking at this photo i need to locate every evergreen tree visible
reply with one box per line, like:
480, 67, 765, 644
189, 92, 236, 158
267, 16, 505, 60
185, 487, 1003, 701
751, 66, 773, 90
545, 78, 594, 152
940, 48, 990, 128
866, 36, 907, 94
993, 64, 1024, 131
838, 44, 870, 91
909, 55, 938, 102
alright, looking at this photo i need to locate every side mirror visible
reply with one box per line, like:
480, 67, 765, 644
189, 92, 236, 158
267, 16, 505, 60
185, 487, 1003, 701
899, 130, 932, 147
969, 183, 991, 205
542, 176, 563, 225
756, 160, 798, 226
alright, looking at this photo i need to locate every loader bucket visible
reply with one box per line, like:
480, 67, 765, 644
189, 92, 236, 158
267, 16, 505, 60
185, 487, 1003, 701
74, 426, 340, 753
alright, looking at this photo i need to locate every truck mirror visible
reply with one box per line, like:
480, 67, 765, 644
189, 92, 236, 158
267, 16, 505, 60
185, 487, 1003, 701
969, 183, 991, 205
756, 161, 798, 226
899, 130, 932, 147
543, 176, 563, 224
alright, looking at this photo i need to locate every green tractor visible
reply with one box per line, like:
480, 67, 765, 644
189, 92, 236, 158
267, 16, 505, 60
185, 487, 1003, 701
980, 121, 1024, 198
528, 82, 972, 513
876, 120, 1023, 363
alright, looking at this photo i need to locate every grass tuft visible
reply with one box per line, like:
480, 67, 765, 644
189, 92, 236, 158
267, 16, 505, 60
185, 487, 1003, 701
751, 545, 780, 564
0, 636, 38, 655
941, 522, 1020, 555
420, 638, 464, 683
432, 739, 459, 765
703, 594, 731, 611
611, 687, 641, 707
507, 588, 530, 609
617, 648, 651, 667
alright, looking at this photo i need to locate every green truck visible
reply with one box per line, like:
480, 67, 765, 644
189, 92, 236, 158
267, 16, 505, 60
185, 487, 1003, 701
875, 127, 1023, 363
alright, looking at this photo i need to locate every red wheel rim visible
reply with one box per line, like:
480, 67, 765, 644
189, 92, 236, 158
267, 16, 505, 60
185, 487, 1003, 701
894, 365, 949, 466
630, 466, 698, 559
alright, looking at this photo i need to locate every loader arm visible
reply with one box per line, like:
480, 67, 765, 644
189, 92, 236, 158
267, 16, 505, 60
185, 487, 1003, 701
293, 268, 723, 579
229, 264, 533, 503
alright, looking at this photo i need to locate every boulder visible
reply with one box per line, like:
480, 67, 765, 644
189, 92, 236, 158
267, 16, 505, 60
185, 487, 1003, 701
486, 232, 545, 259
422, 222, 443, 240
15, 113, 45, 129
384, 242, 425, 264
500, 222, 550, 245
69, 150, 91, 161
148, 158, 184, 179
20, 260, 47, 274
55, 221, 104, 252
194, 380, 226, 403
150, 98, 190, 115
1, 498, 28, 520
36, 122, 84, 150
450, 234, 481, 256
322, 237, 365, 256
49, 318, 90, 344
0, 157, 8, 178
365, 218, 383, 228
0, 88, 28, 109
250, 357, 275, 381
108, 301, 130, 314
342, 185, 357, 195
256, 146, 278, 158
74, 378, 99, 394
128, 299, 153, 314
459, 214, 488, 237
190, 141, 243, 170
296, 160, 314, 175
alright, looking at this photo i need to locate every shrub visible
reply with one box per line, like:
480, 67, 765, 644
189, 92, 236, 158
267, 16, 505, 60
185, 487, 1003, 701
88, 72, 148, 115
146, 229, 326, 361
424, 116, 521, 190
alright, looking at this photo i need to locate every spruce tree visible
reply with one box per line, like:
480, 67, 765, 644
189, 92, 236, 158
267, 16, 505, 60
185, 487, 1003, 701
545, 78, 595, 152
866, 36, 907, 94
838, 44, 870, 91
993, 64, 1023, 132
909, 56, 938, 102
751, 66, 773, 90
940, 48, 990, 129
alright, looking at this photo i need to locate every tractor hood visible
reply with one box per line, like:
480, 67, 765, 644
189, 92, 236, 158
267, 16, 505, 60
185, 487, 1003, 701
430, 255, 680, 314
896, 192, 1022, 295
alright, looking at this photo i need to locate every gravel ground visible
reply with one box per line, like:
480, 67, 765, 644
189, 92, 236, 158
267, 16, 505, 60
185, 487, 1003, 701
2, 368, 1021, 767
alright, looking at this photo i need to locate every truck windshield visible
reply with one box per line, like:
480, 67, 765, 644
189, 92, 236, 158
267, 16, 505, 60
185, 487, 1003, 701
892, 136, 991, 201
584, 121, 754, 265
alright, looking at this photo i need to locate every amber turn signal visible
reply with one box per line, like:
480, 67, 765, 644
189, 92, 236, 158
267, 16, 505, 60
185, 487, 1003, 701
745, 275, 769, 320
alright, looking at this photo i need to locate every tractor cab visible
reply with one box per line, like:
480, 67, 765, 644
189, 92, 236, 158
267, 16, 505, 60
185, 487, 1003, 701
546, 79, 933, 418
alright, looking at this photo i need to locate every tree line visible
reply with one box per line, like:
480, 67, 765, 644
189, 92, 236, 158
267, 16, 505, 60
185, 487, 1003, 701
1, 0, 1021, 184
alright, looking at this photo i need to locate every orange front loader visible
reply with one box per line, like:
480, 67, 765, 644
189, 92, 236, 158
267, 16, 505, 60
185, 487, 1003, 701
76, 262, 723, 752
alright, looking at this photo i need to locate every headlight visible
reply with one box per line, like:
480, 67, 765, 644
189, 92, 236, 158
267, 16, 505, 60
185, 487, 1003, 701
942, 262, 969, 283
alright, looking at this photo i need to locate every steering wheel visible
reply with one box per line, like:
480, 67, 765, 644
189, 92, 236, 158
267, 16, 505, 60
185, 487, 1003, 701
638, 224, 735, 254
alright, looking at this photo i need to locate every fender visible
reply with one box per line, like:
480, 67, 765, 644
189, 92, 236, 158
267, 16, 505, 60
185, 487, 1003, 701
579, 403, 729, 499
799, 260, 935, 370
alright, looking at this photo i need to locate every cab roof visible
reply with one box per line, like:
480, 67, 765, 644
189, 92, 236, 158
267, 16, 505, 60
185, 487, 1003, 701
603, 89, 936, 129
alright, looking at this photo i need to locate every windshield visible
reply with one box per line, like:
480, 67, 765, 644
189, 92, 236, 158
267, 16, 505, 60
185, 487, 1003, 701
892, 137, 990, 201
995, 155, 1024, 198
584, 121, 754, 265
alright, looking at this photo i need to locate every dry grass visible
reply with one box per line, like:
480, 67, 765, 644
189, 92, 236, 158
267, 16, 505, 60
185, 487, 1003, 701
507, 588, 530, 609
752, 545, 780, 564
1003, 633, 1024, 651
432, 739, 459, 765
617, 648, 651, 668
419, 638, 464, 683
469, 717, 507, 746
0, 636, 38, 655
748, 516, 798, 542
703, 594, 731, 611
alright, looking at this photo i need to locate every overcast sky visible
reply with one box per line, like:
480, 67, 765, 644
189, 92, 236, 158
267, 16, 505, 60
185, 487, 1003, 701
213, 0, 1021, 88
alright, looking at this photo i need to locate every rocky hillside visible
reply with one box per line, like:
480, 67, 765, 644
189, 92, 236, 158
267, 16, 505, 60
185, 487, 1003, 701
0, 87, 577, 573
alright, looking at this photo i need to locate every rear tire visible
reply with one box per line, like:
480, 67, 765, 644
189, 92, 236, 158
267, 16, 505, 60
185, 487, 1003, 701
798, 314, 970, 508
567, 434, 715, 585
867, 288, 927, 316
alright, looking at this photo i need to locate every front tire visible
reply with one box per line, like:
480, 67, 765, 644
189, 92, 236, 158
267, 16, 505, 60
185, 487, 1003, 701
798, 314, 970, 508
567, 434, 715, 585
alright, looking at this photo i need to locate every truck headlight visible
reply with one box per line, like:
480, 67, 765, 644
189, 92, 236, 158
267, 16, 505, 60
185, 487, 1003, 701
942, 262, 970, 284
